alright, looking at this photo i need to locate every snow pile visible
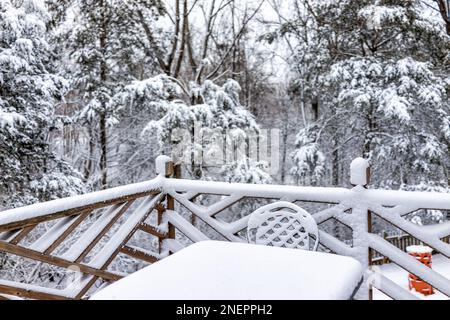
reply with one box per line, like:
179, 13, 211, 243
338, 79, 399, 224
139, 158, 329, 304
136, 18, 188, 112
350, 158, 370, 186
155, 155, 172, 175
91, 241, 363, 300
0, 111, 26, 130
406, 246, 433, 255
358, 5, 407, 30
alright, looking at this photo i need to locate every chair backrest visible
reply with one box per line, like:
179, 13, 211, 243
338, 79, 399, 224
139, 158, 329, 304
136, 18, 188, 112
247, 202, 319, 251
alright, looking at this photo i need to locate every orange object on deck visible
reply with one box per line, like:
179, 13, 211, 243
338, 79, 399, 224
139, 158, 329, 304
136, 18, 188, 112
407, 246, 434, 296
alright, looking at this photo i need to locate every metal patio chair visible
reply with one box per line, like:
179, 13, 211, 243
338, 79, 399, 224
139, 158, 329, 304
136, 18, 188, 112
247, 201, 319, 251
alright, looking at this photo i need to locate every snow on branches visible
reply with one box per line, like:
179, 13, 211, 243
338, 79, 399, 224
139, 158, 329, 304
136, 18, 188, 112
117, 74, 267, 184
0, 0, 84, 208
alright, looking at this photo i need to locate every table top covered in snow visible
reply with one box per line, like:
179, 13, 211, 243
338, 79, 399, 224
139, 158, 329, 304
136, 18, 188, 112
91, 241, 364, 300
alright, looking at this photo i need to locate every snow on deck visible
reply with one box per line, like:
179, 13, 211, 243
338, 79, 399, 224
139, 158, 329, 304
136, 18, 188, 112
375, 255, 450, 300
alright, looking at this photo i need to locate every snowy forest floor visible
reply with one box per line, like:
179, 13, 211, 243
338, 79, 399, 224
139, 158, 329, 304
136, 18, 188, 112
374, 255, 450, 300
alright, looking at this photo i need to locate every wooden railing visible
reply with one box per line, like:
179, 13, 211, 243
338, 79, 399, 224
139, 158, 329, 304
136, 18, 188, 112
372, 234, 450, 265
0, 158, 175, 300
1, 156, 450, 300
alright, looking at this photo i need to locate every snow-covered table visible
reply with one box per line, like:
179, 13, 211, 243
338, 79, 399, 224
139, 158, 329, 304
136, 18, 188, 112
91, 241, 363, 300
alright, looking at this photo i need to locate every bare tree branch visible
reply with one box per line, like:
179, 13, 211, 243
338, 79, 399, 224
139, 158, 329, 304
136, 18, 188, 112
435, 0, 450, 35
195, 0, 218, 83
206, 0, 265, 80
136, 9, 169, 74
174, 0, 189, 78
167, 0, 182, 76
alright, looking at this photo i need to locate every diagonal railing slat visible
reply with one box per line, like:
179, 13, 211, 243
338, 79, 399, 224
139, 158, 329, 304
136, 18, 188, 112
370, 273, 420, 300
166, 210, 210, 242
0, 230, 22, 242
168, 190, 244, 242
31, 211, 90, 253
371, 205, 450, 259
88, 194, 164, 269
0, 280, 72, 300
61, 202, 131, 263
9, 225, 36, 245
0, 241, 122, 282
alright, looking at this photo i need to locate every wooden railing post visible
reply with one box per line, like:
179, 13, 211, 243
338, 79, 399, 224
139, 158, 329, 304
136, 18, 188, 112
350, 157, 371, 300
159, 157, 181, 244
165, 161, 176, 241
156, 204, 165, 254
383, 232, 390, 265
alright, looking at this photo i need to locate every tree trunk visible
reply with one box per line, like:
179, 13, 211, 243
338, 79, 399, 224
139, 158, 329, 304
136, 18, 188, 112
363, 104, 376, 159
437, 0, 450, 35
281, 122, 289, 184
99, 0, 108, 190
167, 0, 181, 76
312, 98, 319, 121
83, 126, 95, 182
174, 0, 189, 79
99, 112, 108, 189
332, 145, 339, 186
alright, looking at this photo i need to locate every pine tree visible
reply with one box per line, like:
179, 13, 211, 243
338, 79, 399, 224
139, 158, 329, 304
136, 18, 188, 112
290, 124, 325, 186
285, 0, 450, 190
61, 0, 165, 189
0, 0, 85, 209
117, 74, 270, 183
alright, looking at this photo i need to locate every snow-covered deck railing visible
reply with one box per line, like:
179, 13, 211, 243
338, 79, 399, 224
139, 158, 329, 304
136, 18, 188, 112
0, 179, 163, 233
1, 156, 450, 300
0, 162, 168, 300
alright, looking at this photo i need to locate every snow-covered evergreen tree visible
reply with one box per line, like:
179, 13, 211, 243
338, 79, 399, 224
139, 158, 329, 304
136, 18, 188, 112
284, 0, 450, 190
60, 0, 165, 189
0, 0, 84, 209
117, 74, 271, 183
290, 124, 325, 186
324, 56, 450, 188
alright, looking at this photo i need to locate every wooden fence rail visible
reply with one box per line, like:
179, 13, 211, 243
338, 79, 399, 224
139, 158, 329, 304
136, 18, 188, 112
372, 234, 450, 265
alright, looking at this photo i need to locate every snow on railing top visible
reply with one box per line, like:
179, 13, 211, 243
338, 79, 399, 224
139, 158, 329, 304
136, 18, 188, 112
350, 157, 370, 187
0, 177, 162, 231
162, 178, 450, 209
